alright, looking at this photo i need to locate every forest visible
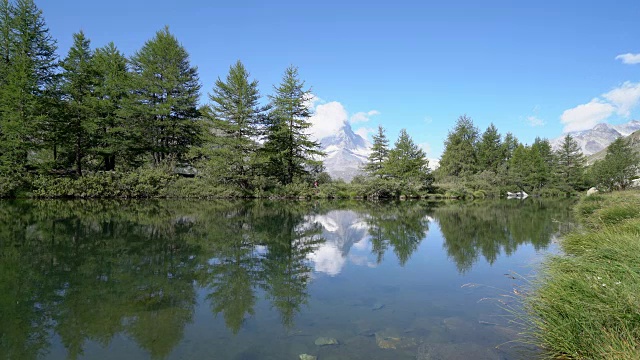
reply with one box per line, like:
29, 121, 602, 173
0, 0, 637, 199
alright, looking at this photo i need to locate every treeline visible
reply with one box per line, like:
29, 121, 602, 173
431, 115, 638, 197
0, 0, 323, 198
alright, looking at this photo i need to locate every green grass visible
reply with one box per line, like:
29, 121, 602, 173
522, 191, 640, 359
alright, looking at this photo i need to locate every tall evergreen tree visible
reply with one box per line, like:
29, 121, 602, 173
262, 66, 323, 185
92, 42, 130, 171
59, 31, 96, 176
207, 60, 268, 189
531, 137, 554, 188
363, 125, 389, 178
439, 115, 479, 177
0, 0, 57, 174
502, 132, 519, 164
555, 134, 586, 190
476, 123, 502, 172
125, 26, 201, 166
384, 129, 430, 181
591, 137, 639, 190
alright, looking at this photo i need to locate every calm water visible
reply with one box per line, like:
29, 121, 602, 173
0, 199, 574, 360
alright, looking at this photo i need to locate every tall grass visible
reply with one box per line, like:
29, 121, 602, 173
522, 191, 640, 359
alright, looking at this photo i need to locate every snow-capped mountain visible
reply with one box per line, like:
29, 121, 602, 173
319, 122, 371, 181
551, 120, 640, 156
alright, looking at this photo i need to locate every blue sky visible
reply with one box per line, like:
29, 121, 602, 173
38, 0, 640, 158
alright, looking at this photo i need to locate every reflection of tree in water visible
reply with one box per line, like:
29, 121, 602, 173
434, 199, 574, 273
0, 201, 202, 359
254, 206, 324, 328
0, 199, 571, 357
0, 200, 324, 358
365, 201, 432, 266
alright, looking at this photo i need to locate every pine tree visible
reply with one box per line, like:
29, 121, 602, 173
92, 42, 130, 171
262, 66, 323, 185
439, 115, 479, 177
0, 0, 58, 174
59, 31, 96, 176
125, 26, 201, 166
591, 137, 639, 190
555, 134, 586, 191
207, 60, 268, 189
530, 137, 554, 189
363, 125, 389, 178
476, 123, 502, 172
384, 129, 429, 181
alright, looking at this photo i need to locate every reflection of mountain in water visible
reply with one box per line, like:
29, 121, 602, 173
306, 210, 370, 276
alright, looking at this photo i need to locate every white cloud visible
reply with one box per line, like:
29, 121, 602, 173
355, 127, 375, 140
615, 53, 640, 65
559, 82, 640, 132
350, 110, 380, 124
304, 93, 324, 111
527, 115, 545, 127
308, 101, 349, 140
560, 99, 615, 132
602, 81, 640, 117
308, 97, 380, 141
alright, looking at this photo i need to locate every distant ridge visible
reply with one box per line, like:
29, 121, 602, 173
551, 120, 640, 156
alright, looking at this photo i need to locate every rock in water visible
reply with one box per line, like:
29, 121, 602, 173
299, 354, 317, 360
371, 302, 385, 311
314, 337, 339, 346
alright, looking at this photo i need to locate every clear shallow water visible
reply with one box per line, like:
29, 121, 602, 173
0, 199, 574, 360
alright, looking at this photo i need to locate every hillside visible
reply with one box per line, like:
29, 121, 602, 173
587, 129, 640, 164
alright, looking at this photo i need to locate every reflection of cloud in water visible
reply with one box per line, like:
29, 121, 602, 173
306, 210, 378, 276
349, 254, 378, 268
307, 243, 345, 276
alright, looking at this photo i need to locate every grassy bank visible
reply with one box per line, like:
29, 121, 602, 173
523, 191, 640, 359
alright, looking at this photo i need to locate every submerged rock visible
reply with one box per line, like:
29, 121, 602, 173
374, 328, 417, 350
299, 354, 317, 360
314, 337, 339, 346
371, 302, 385, 311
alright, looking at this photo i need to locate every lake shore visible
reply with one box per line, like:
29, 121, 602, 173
523, 190, 640, 359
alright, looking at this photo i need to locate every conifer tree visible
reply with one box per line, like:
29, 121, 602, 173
555, 134, 586, 190
0, 0, 57, 174
477, 123, 502, 172
59, 31, 96, 176
439, 115, 479, 177
262, 66, 323, 185
125, 26, 201, 166
364, 125, 389, 178
92, 42, 130, 171
207, 60, 268, 188
591, 137, 639, 190
384, 129, 429, 181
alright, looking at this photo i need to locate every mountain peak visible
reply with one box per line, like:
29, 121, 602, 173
318, 122, 371, 181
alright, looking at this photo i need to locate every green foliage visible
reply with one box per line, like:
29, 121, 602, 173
363, 125, 389, 178
262, 66, 323, 185
92, 42, 131, 170
126, 26, 201, 166
206, 60, 269, 189
439, 114, 479, 177
59, 31, 97, 176
555, 134, 587, 191
589, 137, 639, 191
30, 168, 175, 198
0, 0, 58, 175
476, 123, 503, 172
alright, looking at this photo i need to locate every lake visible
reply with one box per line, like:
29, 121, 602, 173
0, 199, 574, 360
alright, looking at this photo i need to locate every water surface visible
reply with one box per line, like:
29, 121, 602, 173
0, 199, 574, 359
